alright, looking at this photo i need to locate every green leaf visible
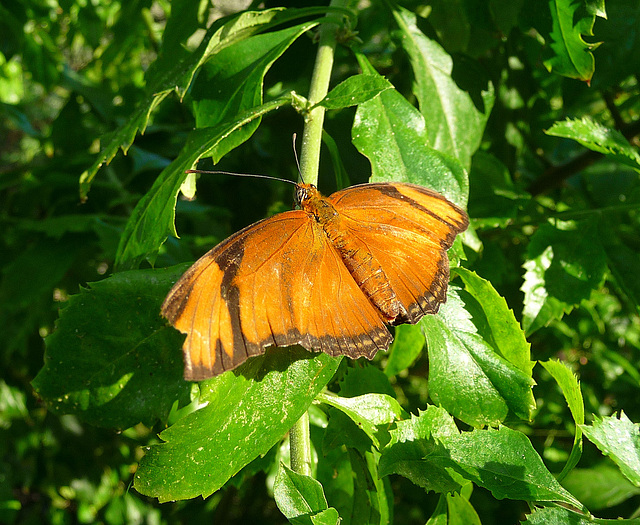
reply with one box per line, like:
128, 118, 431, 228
315, 74, 392, 110
316, 392, 407, 449
391, 5, 494, 170
424, 288, 536, 426
381, 406, 581, 506
348, 449, 392, 525
581, 412, 640, 487
31, 266, 192, 429
446, 491, 481, 525
521, 219, 608, 335
522, 506, 640, 524
379, 405, 464, 494
133, 349, 339, 502
541, 359, 584, 480
543, 0, 602, 82
562, 461, 640, 511
79, 8, 292, 199
274, 463, 339, 525
453, 267, 535, 376
352, 57, 468, 207
384, 324, 425, 377
546, 117, 640, 172
114, 96, 289, 271
191, 22, 317, 128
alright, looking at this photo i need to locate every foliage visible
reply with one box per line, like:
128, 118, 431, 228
2, 0, 640, 524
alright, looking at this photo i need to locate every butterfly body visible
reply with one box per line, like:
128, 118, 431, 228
162, 182, 468, 380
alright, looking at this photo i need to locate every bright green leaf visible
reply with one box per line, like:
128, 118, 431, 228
546, 117, 640, 172
543, 0, 602, 82
274, 463, 334, 523
384, 324, 425, 377
315, 74, 392, 110
424, 289, 536, 426
114, 96, 290, 271
541, 359, 584, 480
521, 219, 607, 335
31, 266, 192, 429
453, 267, 534, 375
581, 412, 640, 488
391, 5, 494, 170
379, 405, 464, 494
316, 392, 407, 449
447, 491, 481, 525
522, 505, 640, 524
79, 8, 288, 198
133, 349, 339, 502
562, 461, 640, 511
352, 57, 468, 207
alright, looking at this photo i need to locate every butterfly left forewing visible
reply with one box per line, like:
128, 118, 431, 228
162, 208, 392, 380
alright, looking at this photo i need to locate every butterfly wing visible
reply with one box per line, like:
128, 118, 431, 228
328, 182, 469, 324
162, 211, 391, 380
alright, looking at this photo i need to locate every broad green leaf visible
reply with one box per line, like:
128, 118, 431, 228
274, 463, 339, 525
543, 0, 602, 82
315, 74, 392, 110
522, 506, 640, 524
348, 449, 391, 525
191, 22, 318, 128
379, 406, 464, 494
521, 219, 607, 335
31, 266, 192, 429
133, 349, 339, 502
384, 324, 425, 377
447, 491, 481, 525
114, 95, 290, 271
424, 289, 536, 426
546, 117, 640, 172
562, 461, 640, 511
78, 7, 331, 198
352, 57, 468, 207
381, 408, 582, 506
391, 5, 494, 170
453, 267, 535, 375
426, 495, 448, 525
322, 365, 397, 454
447, 427, 582, 506
541, 359, 584, 480
79, 8, 284, 199
316, 392, 407, 449
581, 412, 640, 487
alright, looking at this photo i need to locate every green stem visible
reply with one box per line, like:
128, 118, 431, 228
289, 0, 350, 476
298, 1, 347, 186
289, 411, 312, 476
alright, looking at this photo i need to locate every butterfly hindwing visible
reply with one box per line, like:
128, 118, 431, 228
329, 182, 469, 324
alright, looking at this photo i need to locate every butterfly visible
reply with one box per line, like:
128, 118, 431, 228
162, 180, 469, 381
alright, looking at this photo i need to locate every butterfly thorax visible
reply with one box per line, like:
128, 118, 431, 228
298, 184, 401, 323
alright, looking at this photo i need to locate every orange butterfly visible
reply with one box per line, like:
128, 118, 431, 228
162, 181, 468, 381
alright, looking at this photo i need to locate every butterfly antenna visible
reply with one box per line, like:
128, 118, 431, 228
185, 169, 299, 187
292, 133, 306, 184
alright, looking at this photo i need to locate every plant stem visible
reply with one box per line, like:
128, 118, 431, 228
298, 1, 346, 186
289, 411, 313, 476
289, 0, 349, 476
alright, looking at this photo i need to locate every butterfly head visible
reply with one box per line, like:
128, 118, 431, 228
295, 183, 319, 208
